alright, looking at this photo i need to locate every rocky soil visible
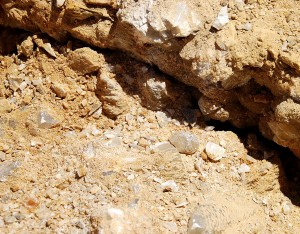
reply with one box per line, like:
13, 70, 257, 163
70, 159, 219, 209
0, 33, 299, 233
1, 0, 300, 156
1, 0, 300, 233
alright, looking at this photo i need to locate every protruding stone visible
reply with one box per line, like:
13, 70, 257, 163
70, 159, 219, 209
51, 82, 68, 98
96, 66, 129, 118
198, 96, 229, 122
56, 0, 66, 8
161, 180, 179, 192
0, 161, 20, 180
238, 163, 250, 174
0, 99, 12, 113
68, 47, 102, 75
138, 74, 175, 111
17, 36, 34, 57
155, 111, 170, 127
212, 6, 229, 30
205, 142, 226, 161
169, 131, 199, 155
150, 142, 178, 154
188, 210, 207, 234
157, 1, 202, 37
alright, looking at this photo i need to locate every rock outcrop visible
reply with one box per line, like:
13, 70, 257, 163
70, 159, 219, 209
1, 0, 300, 156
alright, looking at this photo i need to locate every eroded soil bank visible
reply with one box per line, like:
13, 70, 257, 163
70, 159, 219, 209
1, 0, 300, 156
1, 0, 300, 233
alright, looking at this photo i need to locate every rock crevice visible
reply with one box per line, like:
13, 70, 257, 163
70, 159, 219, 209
1, 0, 300, 156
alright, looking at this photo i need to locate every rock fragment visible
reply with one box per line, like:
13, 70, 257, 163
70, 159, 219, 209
51, 82, 68, 98
37, 110, 60, 128
0, 161, 20, 180
68, 47, 102, 75
161, 180, 179, 192
205, 142, 226, 161
155, 111, 170, 127
0, 99, 12, 113
150, 142, 178, 154
138, 74, 175, 110
212, 6, 229, 30
33, 36, 56, 58
188, 210, 206, 234
157, 1, 202, 37
17, 36, 34, 57
169, 131, 199, 155
56, 0, 65, 8
238, 163, 250, 174
8, 77, 23, 91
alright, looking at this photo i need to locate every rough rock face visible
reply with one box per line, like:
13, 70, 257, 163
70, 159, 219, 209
1, 0, 300, 156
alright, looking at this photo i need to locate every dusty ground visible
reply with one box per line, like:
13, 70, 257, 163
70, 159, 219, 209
0, 33, 300, 233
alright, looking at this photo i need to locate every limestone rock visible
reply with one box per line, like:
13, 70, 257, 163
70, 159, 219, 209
169, 131, 199, 155
68, 47, 102, 75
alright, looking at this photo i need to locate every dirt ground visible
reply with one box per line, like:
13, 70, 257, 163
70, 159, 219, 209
0, 33, 299, 233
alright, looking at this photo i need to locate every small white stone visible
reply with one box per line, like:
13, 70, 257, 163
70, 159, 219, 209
282, 41, 289, 52
161, 180, 179, 192
56, 0, 65, 7
127, 174, 135, 180
153, 177, 163, 184
106, 208, 124, 220
18, 63, 26, 71
243, 22, 252, 31
205, 142, 225, 161
169, 131, 200, 155
38, 111, 60, 128
204, 126, 215, 131
238, 163, 250, 173
282, 202, 291, 214
212, 6, 229, 30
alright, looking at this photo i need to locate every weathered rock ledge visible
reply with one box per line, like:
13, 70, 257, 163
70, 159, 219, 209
1, 0, 300, 156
